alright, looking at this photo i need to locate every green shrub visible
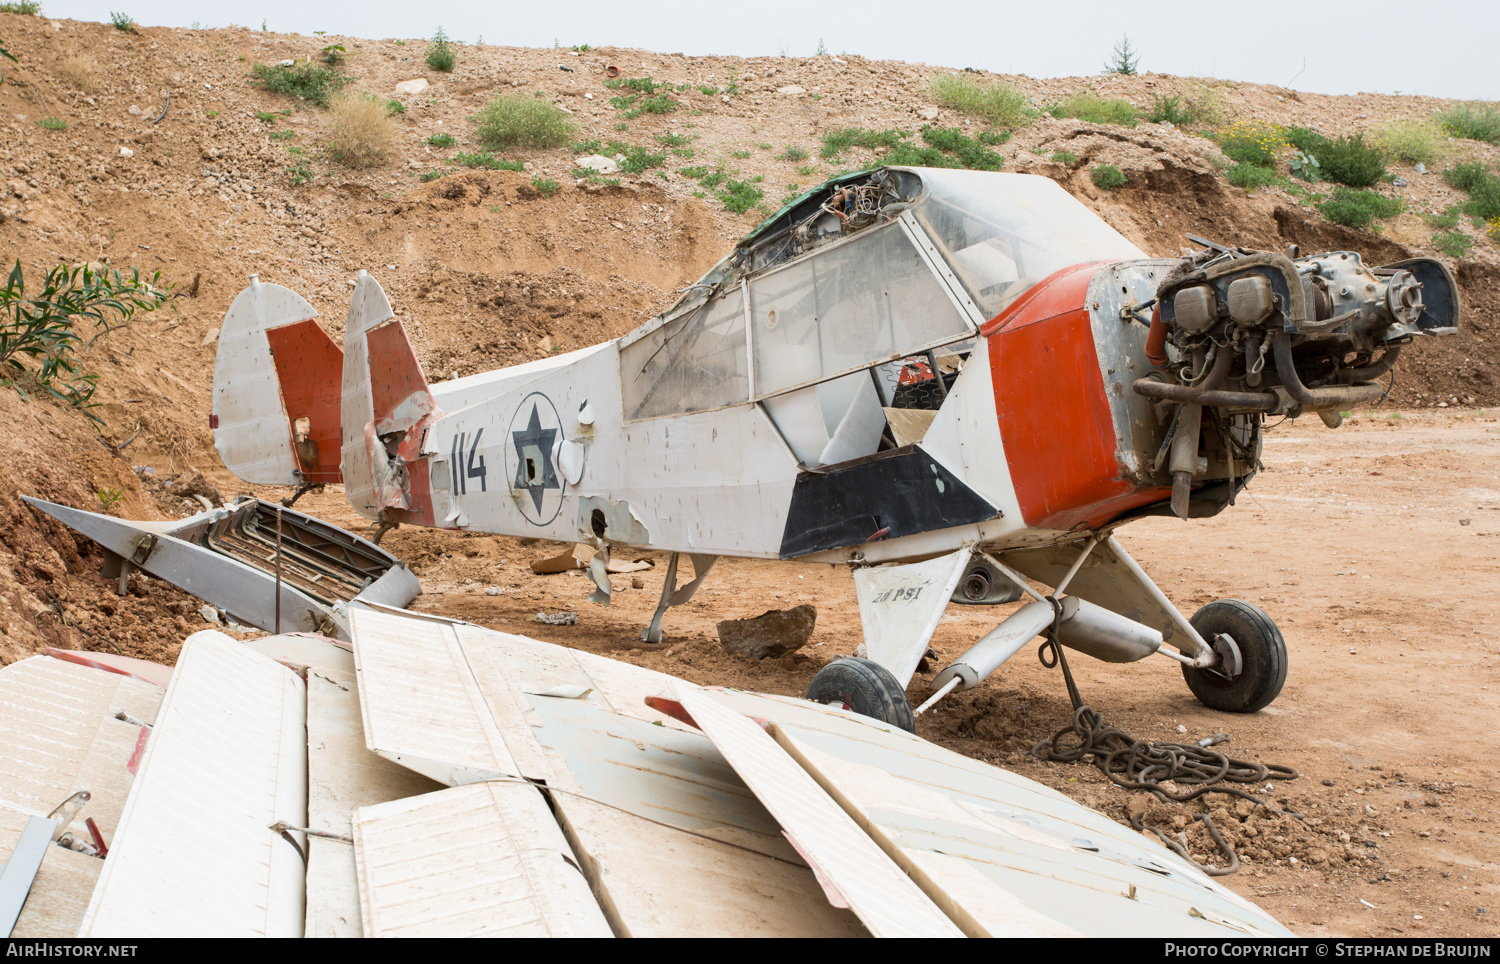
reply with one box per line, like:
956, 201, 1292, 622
1370, 120, 1442, 166
1103, 35, 1139, 75
419, 169, 446, 182
319, 43, 345, 66
920, 126, 1004, 170
1051, 149, 1077, 166
35, 116, 65, 130
108, 11, 134, 32
610, 92, 676, 117
269, 129, 295, 140
474, 95, 574, 150
453, 150, 523, 171
883, 142, 961, 169
678, 165, 710, 179
1315, 134, 1386, 187
531, 175, 559, 198
1317, 187, 1403, 230
1226, 163, 1280, 192
1444, 162, 1500, 223
777, 145, 809, 162
820, 127, 903, 161
730, 149, 751, 159
656, 132, 691, 147
1423, 205, 1462, 230
1, 260, 169, 420
256, 111, 277, 123
1282, 126, 1328, 155
1216, 121, 1287, 167
977, 129, 1010, 146
1289, 151, 1321, 182
0, 2, 42, 14
609, 142, 667, 173
1438, 102, 1500, 145
929, 74, 1035, 130
1145, 94, 1190, 125
1090, 164, 1126, 189
385, 99, 405, 116
1433, 231, 1472, 259
427, 133, 456, 148
606, 76, 673, 94
1050, 92, 1137, 128
718, 176, 763, 214
252, 59, 349, 108
286, 160, 314, 185
426, 27, 456, 72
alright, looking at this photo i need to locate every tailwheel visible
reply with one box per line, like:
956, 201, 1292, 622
1182, 599, 1288, 713
803, 657, 916, 733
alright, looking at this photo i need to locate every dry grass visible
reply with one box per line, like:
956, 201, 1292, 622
326, 93, 396, 169
56, 51, 99, 93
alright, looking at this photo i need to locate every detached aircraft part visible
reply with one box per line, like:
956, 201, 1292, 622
21, 496, 418, 640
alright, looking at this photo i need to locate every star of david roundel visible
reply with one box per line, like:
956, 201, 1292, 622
504, 392, 564, 526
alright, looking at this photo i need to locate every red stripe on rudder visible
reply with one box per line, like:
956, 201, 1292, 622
127, 725, 150, 775
366, 321, 435, 435
265, 319, 344, 484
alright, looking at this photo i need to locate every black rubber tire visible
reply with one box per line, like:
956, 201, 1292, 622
1183, 599, 1288, 713
950, 561, 1025, 606
803, 657, 916, 732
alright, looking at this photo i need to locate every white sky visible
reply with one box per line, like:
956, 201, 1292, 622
33, 0, 1500, 101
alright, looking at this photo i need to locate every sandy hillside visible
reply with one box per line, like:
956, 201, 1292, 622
1, 12, 1498, 937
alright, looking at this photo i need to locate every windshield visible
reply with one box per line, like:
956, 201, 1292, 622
912, 170, 1145, 320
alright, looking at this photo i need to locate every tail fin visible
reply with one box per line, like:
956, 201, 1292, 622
340, 270, 440, 524
212, 275, 344, 485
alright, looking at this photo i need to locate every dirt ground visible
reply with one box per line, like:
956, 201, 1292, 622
1, 13, 1498, 938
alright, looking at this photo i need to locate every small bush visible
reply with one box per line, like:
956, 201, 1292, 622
920, 126, 1004, 170
1145, 94, 1191, 125
55, 51, 98, 92
1438, 102, 1500, 145
609, 142, 667, 173
0, 2, 42, 14
1216, 121, 1287, 167
385, 99, 404, 116
108, 11, 134, 32
419, 169, 446, 182
1433, 231, 1472, 259
929, 74, 1035, 130
976, 129, 1010, 146
606, 76, 672, 94
1090, 164, 1126, 189
820, 127, 903, 161
1289, 151, 1321, 182
1282, 126, 1328, 156
474, 95, 574, 150
1226, 163, 1280, 192
256, 111, 276, 123
883, 142, 962, 169
656, 132, 691, 147
531, 175, 559, 198
453, 150, 523, 171
269, 129, 295, 141
319, 43, 345, 66
427, 133, 456, 148
35, 116, 65, 130
326, 93, 396, 169
1489, 217, 1500, 242
718, 176, 763, 214
426, 27, 456, 72
1444, 162, 1500, 223
1103, 35, 1139, 75
1370, 120, 1442, 166
777, 145, 808, 162
1051, 149, 1077, 166
1050, 91, 1138, 128
1315, 133, 1386, 187
1317, 187, 1402, 230
253, 59, 349, 108
1423, 205, 1462, 230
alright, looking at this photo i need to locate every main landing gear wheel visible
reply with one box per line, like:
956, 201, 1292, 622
1182, 599, 1288, 713
803, 657, 916, 733
950, 560, 1025, 605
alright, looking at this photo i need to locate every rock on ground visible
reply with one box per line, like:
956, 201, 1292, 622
717, 604, 817, 659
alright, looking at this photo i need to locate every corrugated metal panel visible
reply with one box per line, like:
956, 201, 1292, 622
351, 782, 612, 937
350, 605, 518, 785
304, 666, 442, 938
705, 688, 1289, 937
77, 634, 308, 938
676, 688, 963, 938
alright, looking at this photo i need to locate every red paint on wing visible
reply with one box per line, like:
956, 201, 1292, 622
986, 264, 1144, 530
264, 319, 344, 484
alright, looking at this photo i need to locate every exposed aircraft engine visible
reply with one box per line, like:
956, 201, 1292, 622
1134, 242, 1460, 515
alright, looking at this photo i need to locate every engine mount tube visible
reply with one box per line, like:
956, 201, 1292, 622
1132, 379, 1280, 411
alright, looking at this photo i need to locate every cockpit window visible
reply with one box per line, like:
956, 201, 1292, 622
912, 169, 1145, 319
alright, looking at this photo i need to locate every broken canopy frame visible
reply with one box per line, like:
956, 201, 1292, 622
22, 496, 419, 639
